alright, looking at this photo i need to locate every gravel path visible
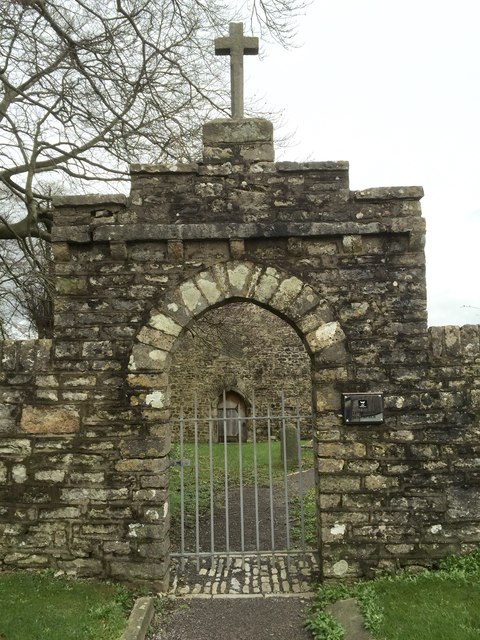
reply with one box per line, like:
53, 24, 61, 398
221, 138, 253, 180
156, 468, 317, 638
148, 596, 313, 640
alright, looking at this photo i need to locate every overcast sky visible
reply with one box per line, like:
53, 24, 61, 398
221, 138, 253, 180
244, 0, 479, 327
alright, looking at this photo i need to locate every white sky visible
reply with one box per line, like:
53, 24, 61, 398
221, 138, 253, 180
245, 0, 480, 327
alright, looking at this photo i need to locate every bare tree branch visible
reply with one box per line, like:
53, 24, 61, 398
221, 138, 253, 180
0, 0, 305, 336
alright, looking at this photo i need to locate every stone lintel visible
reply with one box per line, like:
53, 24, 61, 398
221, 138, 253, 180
92, 218, 423, 243
354, 186, 424, 201
53, 194, 128, 208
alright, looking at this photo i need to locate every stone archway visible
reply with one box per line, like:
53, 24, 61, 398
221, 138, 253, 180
126, 260, 349, 587
127, 260, 348, 410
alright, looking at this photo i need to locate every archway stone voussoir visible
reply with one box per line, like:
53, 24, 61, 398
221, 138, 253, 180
306, 321, 346, 354
148, 312, 183, 337
289, 285, 321, 321
269, 276, 304, 314
210, 263, 230, 298
245, 264, 264, 298
251, 266, 281, 304
129, 343, 169, 372
226, 261, 253, 297
157, 290, 197, 327
136, 326, 176, 351
179, 279, 209, 315
195, 271, 224, 305
298, 301, 335, 335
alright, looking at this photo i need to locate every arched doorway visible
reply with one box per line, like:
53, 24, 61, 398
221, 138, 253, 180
127, 260, 349, 592
217, 390, 248, 443
167, 300, 317, 592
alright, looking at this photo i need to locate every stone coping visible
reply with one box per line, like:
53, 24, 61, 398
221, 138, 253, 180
52, 218, 424, 243
53, 194, 127, 208
354, 186, 424, 201
86, 218, 424, 243
129, 160, 349, 174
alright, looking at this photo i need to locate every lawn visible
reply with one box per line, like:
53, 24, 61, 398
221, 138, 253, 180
305, 547, 480, 640
0, 571, 131, 640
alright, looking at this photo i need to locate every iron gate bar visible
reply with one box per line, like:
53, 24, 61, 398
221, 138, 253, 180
194, 395, 200, 569
179, 412, 185, 571
266, 407, 276, 554
296, 408, 306, 552
237, 416, 245, 568
280, 392, 291, 558
251, 391, 261, 561
222, 390, 230, 557
208, 407, 215, 558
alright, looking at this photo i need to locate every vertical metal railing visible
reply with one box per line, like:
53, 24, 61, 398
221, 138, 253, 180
208, 405, 215, 560
179, 409, 186, 571
238, 414, 245, 568
251, 392, 261, 562
296, 407, 306, 553
267, 406, 275, 556
222, 390, 230, 558
280, 391, 291, 563
194, 394, 200, 570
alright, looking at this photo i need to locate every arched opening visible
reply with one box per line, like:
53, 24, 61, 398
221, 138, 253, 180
168, 300, 312, 434
127, 260, 349, 590
167, 300, 317, 586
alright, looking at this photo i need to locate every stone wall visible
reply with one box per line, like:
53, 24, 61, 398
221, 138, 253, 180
0, 117, 479, 587
317, 324, 480, 579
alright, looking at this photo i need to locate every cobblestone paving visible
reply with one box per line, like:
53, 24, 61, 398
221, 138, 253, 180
169, 553, 318, 597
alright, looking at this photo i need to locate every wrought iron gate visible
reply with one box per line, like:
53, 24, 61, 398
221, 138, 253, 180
170, 391, 317, 570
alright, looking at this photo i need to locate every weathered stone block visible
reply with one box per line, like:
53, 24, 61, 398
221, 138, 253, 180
34, 470, 66, 482
129, 344, 168, 372
61, 488, 129, 502
109, 560, 169, 587
115, 458, 169, 473
320, 476, 362, 492
203, 118, 273, 144
20, 406, 80, 434
0, 439, 31, 457
120, 438, 170, 459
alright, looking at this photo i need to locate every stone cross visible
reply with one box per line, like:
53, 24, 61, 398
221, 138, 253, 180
215, 22, 259, 119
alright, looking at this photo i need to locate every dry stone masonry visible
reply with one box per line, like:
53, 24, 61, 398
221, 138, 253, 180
0, 117, 479, 588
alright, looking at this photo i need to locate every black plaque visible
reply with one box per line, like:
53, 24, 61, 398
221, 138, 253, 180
342, 393, 384, 424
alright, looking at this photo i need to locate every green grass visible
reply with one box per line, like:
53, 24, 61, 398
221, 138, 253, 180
305, 547, 480, 640
169, 441, 312, 526
372, 571, 480, 640
0, 571, 132, 640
